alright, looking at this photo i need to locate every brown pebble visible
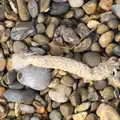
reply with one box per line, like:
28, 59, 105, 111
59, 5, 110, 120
0, 86, 5, 97
0, 58, 6, 72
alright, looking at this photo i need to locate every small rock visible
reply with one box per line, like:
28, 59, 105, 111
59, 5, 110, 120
6, 40, 14, 53
115, 32, 120, 42
1, 29, 10, 43
91, 42, 101, 52
0, 5, 5, 21
49, 110, 62, 120
13, 41, 28, 53
30, 47, 45, 55
87, 20, 100, 29
63, 27, 80, 44
94, 80, 108, 90
99, 0, 113, 11
39, 0, 50, 12
49, 3, 70, 15
70, 91, 81, 107
0, 104, 6, 118
52, 101, 60, 108
1, 43, 9, 56
112, 3, 120, 18
90, 102, 100, 112
100, 86, 114, 100
73, 112, 88, 120
49, 84, 72, 103
22, 114, 32, 120
100, 11, 117, 22
75, 23, 90, 38
33, 100, 45, 113
36, 23, 46, 34
113, 45, 120, 56
85, 113, 98, 120
99, 31, 114, 48
28, 0, 38, 18
96, 24, 109, 34
73, 8, 85, 19
63, 10, 74, 19
33, 34, 49, 45
16, 0, 30, 21
8, 81, 24, 89
37, 14, 45, 23
75, 102, 91, 113
0, 58, 6, 72
0, 86, 6, 97
68, 0, 84, 8
82, 52, 101, 67
88, 91, 100, 101
48, 78, 60, 88
61, 75, 74, 87
107, 19, 118, 29
19, 104, 35, 114
74, 37, 92, 52
60, 103, 74, 116
17, 65, 52, 90
82, 0, 97, 14
11, 22, 36, 40
46, 24, 56, 39
53, 0, 68, 2
30, 116, 40, 120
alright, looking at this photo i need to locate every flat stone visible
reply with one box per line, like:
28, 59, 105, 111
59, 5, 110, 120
112, 3, 120, 18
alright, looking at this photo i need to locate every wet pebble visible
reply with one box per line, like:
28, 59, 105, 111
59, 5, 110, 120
49, 84, 72, 103
70, 91, 81, 107
60, 103, 74, 116
19, 104, 35, 114
82, 52, 101, 67
49, 110, 62, 120
36, 23, 46, 34
17, 65, 52, 90
28, 0, 38, 18
68, 0, 84, 7
49, 2, 70, 15
99, 31, 114, 48
11, 22, 36, 40
112, 3, 120, 18
13, 41, 28, 53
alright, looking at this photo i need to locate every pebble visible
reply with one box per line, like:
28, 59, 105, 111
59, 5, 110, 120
16, 0, 30, 21
49, 110, 62, 120
13, 41, 28, 53
33, 100, 45, 113
49, 2, 70, 15
73, 8, 85, 19
75, 23, 90, 38
70, 91, 81, 107
39, 0, 50, 12
53, 0, 68, 2
91, 42, 101, 52
6, 40, 14, 53
88, 91, 100, 101
1, 43, 9, 56
1, 29, 10, 43
82, 0, 97, 14
73, 112, 88, 120
87, 20, 100, 29
0, 86, 5, 97
115, 32, 120, 42
96, 24, 109, 34
19, 104, 35, 114
82, 52, 101, 67
46, 24, 56, 39
5, 21, 15, 28
33, 34, 49, 45
99, 0, 113, 11
90, 102, 100, 112
75, 102, 91, 113
22, 114, 32, 120
17, 65, 52, 90
4, 89, 36, 104
52, 101, 60, 108
49, 84, 72, 103
0, 5, 5, 21
68, 0, 84, 7
100, 86, 114, 100
0, 58, 6, 72
113, 45, 120, 56
61, 75, 74, 87
36, 23, 46, 34
60, 103, 74, 116
94, 80, 108, 90
11, 22, 36, 40
99, 31, 114, 48
30, 116, 40, 120
100, 11, 117, 22
74, 37, 92, 52
85, 113, 98, 120
63, 10, 74, 19
37, 14, 45, 23
107, 19, 118, 29
30, 47, 46, 55
0, 104, 6, 118
105, 43, 117, 56
0, 24, 5, 37
28, 0, 38, 18
112, 3, 120, 18
48, 78, 60, 88
8, 81, 24, 90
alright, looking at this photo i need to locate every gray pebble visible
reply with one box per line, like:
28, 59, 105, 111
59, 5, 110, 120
73, 8, 84, 19
17, 65, 52, 90
49, 110, 62, 120
36, 23, 46, 33
8, 81, 24, 89
37, 14, 45, 23
0, 5, 5, 21
22, 114, 32, 120
112, 3, 120, 18
113, 45, 120, 56
107, 19, 118, 29
11, 22, 36, 40
30, 47, 46, 55
30, 116, 40, 120
28, 0, 38, 18
49, 2, 70, 15
20, 104, 35, 113
88, 91, 100, 101
53, 0, 68, 2
52, 101, 60, 108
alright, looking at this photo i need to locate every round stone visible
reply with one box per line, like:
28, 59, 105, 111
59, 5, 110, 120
49, 110, 62, 120
68, 0, 84, 8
